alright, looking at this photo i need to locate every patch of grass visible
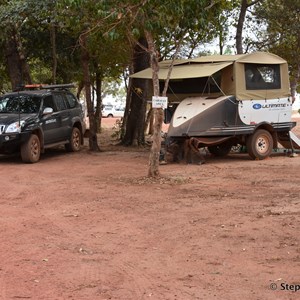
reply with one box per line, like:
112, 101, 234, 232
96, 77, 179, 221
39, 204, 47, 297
119, 175, 192, 185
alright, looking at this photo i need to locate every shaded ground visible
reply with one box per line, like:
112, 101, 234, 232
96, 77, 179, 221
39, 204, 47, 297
0, 115, 300, 300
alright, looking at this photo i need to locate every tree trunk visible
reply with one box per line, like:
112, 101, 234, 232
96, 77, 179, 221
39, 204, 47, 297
76, 80, 84, 99
145, 29, 181, 177
5, 27, 32, 90
236, 0, 262, 54
290, 63, 300, 103
121, 66, 133, 141
5, 36, 22, 90
148, 108, 163, 177
145, 108, 154, 135
122, 37, 150, 146
95, 70, 102, 133
145, 30, 162, 177
80, 33, 100, 151
50, 23, 57, 84
148, 109, 154, 135
219, 27, 224, 55
235, 0, 248, 54
15, 31, 32, 86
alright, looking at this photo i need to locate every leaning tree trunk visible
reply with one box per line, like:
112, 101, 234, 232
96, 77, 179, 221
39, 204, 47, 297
145, 30, 163, 177
122, 37, 150, 146
80, 33, 100, 151
145, 31, 180, 177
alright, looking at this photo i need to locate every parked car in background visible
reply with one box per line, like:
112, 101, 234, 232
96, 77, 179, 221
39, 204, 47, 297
102, 104, 125, 118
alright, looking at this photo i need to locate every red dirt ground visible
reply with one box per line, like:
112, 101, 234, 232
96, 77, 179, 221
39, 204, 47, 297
1, 115, 300, 300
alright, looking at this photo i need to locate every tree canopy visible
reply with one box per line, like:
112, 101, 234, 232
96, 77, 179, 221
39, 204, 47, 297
0, 0, 298, 91
254, 0, 300, 96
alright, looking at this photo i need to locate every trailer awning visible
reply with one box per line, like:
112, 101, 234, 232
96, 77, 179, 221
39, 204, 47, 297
130, 62, 233, 80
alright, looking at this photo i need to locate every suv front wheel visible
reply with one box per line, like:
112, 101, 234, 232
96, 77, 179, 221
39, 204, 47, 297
65, 127, 81, 152
21, 134, 41, 163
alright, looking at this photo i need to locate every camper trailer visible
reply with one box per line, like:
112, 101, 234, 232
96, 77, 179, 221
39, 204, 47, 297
131, 52, 300, 160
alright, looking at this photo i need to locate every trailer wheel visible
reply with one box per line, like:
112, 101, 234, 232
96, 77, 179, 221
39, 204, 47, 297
208, 141, 232, 157
246, 129, 273, 160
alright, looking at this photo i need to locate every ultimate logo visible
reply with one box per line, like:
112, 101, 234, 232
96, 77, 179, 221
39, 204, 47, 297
253, 103, 287, 109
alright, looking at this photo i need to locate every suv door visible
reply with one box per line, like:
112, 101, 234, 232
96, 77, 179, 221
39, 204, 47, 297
65, 92, 82, 119
52, 92, 71, 140
41, 95, 64, 144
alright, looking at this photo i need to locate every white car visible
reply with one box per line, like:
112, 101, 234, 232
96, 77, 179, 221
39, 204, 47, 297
102, 105, 124, 118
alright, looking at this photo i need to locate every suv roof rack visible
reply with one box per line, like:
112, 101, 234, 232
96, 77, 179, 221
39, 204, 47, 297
15, 83, 75, 91
40, 83, 75, 90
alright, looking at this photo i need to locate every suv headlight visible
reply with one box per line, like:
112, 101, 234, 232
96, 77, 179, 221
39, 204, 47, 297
5, 121, 24, 133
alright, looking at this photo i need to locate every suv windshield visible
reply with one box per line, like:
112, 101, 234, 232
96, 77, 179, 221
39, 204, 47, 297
0, 95, 42, 114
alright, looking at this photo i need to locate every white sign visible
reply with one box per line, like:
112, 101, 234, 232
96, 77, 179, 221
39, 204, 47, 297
152, 96, 168, 109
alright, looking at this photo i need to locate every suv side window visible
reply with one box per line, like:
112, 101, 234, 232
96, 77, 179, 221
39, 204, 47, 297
65, 93, 77, 109
53, 93, 68, 111
43, 95, 57, 112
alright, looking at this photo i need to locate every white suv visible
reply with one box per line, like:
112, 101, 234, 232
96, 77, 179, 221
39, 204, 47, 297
102, 105, 124, 118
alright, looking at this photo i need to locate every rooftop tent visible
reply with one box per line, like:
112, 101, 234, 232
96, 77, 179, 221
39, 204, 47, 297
234, 51, 287, 64
234, 52, 290, 100
130, 52, 290, 101
187, 54, 244, 63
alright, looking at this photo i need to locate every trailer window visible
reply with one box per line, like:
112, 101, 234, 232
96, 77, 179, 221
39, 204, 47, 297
245, 64, 281, 90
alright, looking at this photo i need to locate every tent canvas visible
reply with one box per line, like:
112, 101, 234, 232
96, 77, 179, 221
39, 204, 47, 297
130, 61, 233, 80
130, 52, 290, 101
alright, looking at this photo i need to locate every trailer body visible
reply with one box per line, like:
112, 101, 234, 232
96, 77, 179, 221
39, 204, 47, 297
131, 52, 298, 159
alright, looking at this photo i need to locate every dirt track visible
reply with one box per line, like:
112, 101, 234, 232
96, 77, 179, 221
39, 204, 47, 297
0, 116, 300, 300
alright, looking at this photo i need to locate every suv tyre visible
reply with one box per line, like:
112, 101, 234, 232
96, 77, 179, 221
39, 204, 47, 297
21, 134, 41, 163
65, 127, 81, 152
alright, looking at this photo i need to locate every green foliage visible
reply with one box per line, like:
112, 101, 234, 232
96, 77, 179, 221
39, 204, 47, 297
254, 0, 300, 81
0, 0, 297, 98
0, 0, 82, 87
57, 0, 131, 77
105, 0, 230, 60
30, 58, 52, 84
